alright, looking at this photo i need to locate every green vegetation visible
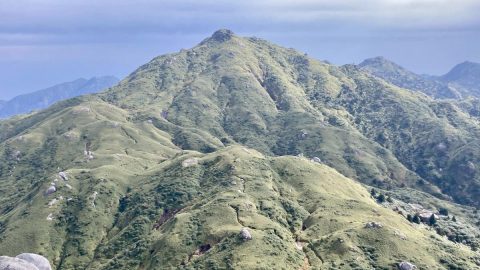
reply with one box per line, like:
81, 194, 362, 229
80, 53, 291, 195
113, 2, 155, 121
0, 29, 479, 269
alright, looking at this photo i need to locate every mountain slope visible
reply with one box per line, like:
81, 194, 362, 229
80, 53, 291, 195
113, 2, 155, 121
359, 57, 460, 99
102, 30, 480, 206
0, 103, 477, 268
0, 30, 479, 269
441, 61, 480, 97
0, 76, 119, 118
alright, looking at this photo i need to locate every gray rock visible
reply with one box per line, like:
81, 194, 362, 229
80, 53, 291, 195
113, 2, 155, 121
240, 227, 252, 240
182, 158, 199, 168
0, 256, 40, 270
44, 186, 56, 196
15, 254, 51, 270
311, 157, 322, 163
364, 221, 383, 229
59, 172, 68, 181
398, 261, 417, 270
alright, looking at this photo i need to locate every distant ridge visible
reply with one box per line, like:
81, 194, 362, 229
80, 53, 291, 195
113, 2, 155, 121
440, 61, 480, 97
359, 57, 480, 100
0, 76, 119, 118
359, 56, 460, 99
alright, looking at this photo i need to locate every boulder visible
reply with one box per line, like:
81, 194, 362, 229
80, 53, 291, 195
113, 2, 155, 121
59, 172, 68, 181
182, 158, 199, 168
311, 157, 322, 163
47, 198, 58, 207
240, 228, 252, 240
364, 221, 383, 229
44, 186, 56, 196
0, 256, 40, 270
398, 261, 417, 270
10, 150, 21, 161
15, 254, 51, 270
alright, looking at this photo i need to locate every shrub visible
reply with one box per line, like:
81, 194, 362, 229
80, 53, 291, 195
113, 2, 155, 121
412, 214, 421, 224
407, 214, 413, 222
429, 214, 437, 226
439, 208, 449, 216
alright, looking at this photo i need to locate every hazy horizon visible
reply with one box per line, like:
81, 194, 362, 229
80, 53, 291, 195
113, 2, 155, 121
1, 0, 479, 100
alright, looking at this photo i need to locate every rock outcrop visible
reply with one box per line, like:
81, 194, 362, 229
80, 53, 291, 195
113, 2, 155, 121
0, 253, 51, 270
240, 228, 252, 241
15, 254, 52, 270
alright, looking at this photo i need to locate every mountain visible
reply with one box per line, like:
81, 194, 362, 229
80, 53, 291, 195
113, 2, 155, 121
441, 61, 480, 97
359, 57, 460, 99
0, 30, 479, 269
360, 57, 480, 100
0, 76, 119, 118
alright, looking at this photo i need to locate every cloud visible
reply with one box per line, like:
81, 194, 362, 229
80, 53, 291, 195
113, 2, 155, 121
0, 0, 479, 37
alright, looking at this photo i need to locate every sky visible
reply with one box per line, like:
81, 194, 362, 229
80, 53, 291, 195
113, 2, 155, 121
0, 0, 479, 100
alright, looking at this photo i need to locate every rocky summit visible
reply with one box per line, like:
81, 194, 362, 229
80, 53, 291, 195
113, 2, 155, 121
0, 30, 479, 269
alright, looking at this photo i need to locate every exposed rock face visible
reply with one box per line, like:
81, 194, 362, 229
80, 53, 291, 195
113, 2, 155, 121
10, 150, 21, 161
15, 254, 52, 270
0, 256, 40, 270
364, 222, 383, 229
240, 228, 252, 240
59, 172, 68, 181
182, 158, 199, 168
418, 212, 438, 223
398, 261, 417, 270
210, 29, 234, 42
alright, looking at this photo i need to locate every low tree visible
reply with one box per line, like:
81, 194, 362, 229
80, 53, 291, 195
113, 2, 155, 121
452, 216, 457, 222
407, 214, 413, 222
377, 194, 385, 203
429, 214, 437, 226
439, 208, 449, 216
412, 214, 421, 224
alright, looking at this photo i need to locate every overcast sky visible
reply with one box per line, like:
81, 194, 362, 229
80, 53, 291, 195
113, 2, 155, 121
0, 0, 479, 100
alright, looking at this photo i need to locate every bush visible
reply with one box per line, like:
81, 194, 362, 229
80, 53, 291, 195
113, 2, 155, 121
439, 208, 449, 216
429, 214, 437, 226
412, 214, 421, 224
407, 214, 413, 222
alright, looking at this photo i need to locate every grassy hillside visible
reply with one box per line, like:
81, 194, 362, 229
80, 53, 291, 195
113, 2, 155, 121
101, 29, 480, 206
0, 29, 479, 269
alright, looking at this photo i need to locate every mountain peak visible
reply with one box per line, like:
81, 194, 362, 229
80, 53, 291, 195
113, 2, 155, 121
359, 56, 400, 68
200, 29, 236, 45
211, 29, 235, 41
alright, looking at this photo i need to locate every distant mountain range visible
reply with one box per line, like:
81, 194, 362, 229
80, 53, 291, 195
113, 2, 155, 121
0, 76, 119, 118
359, 56, 480, 99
